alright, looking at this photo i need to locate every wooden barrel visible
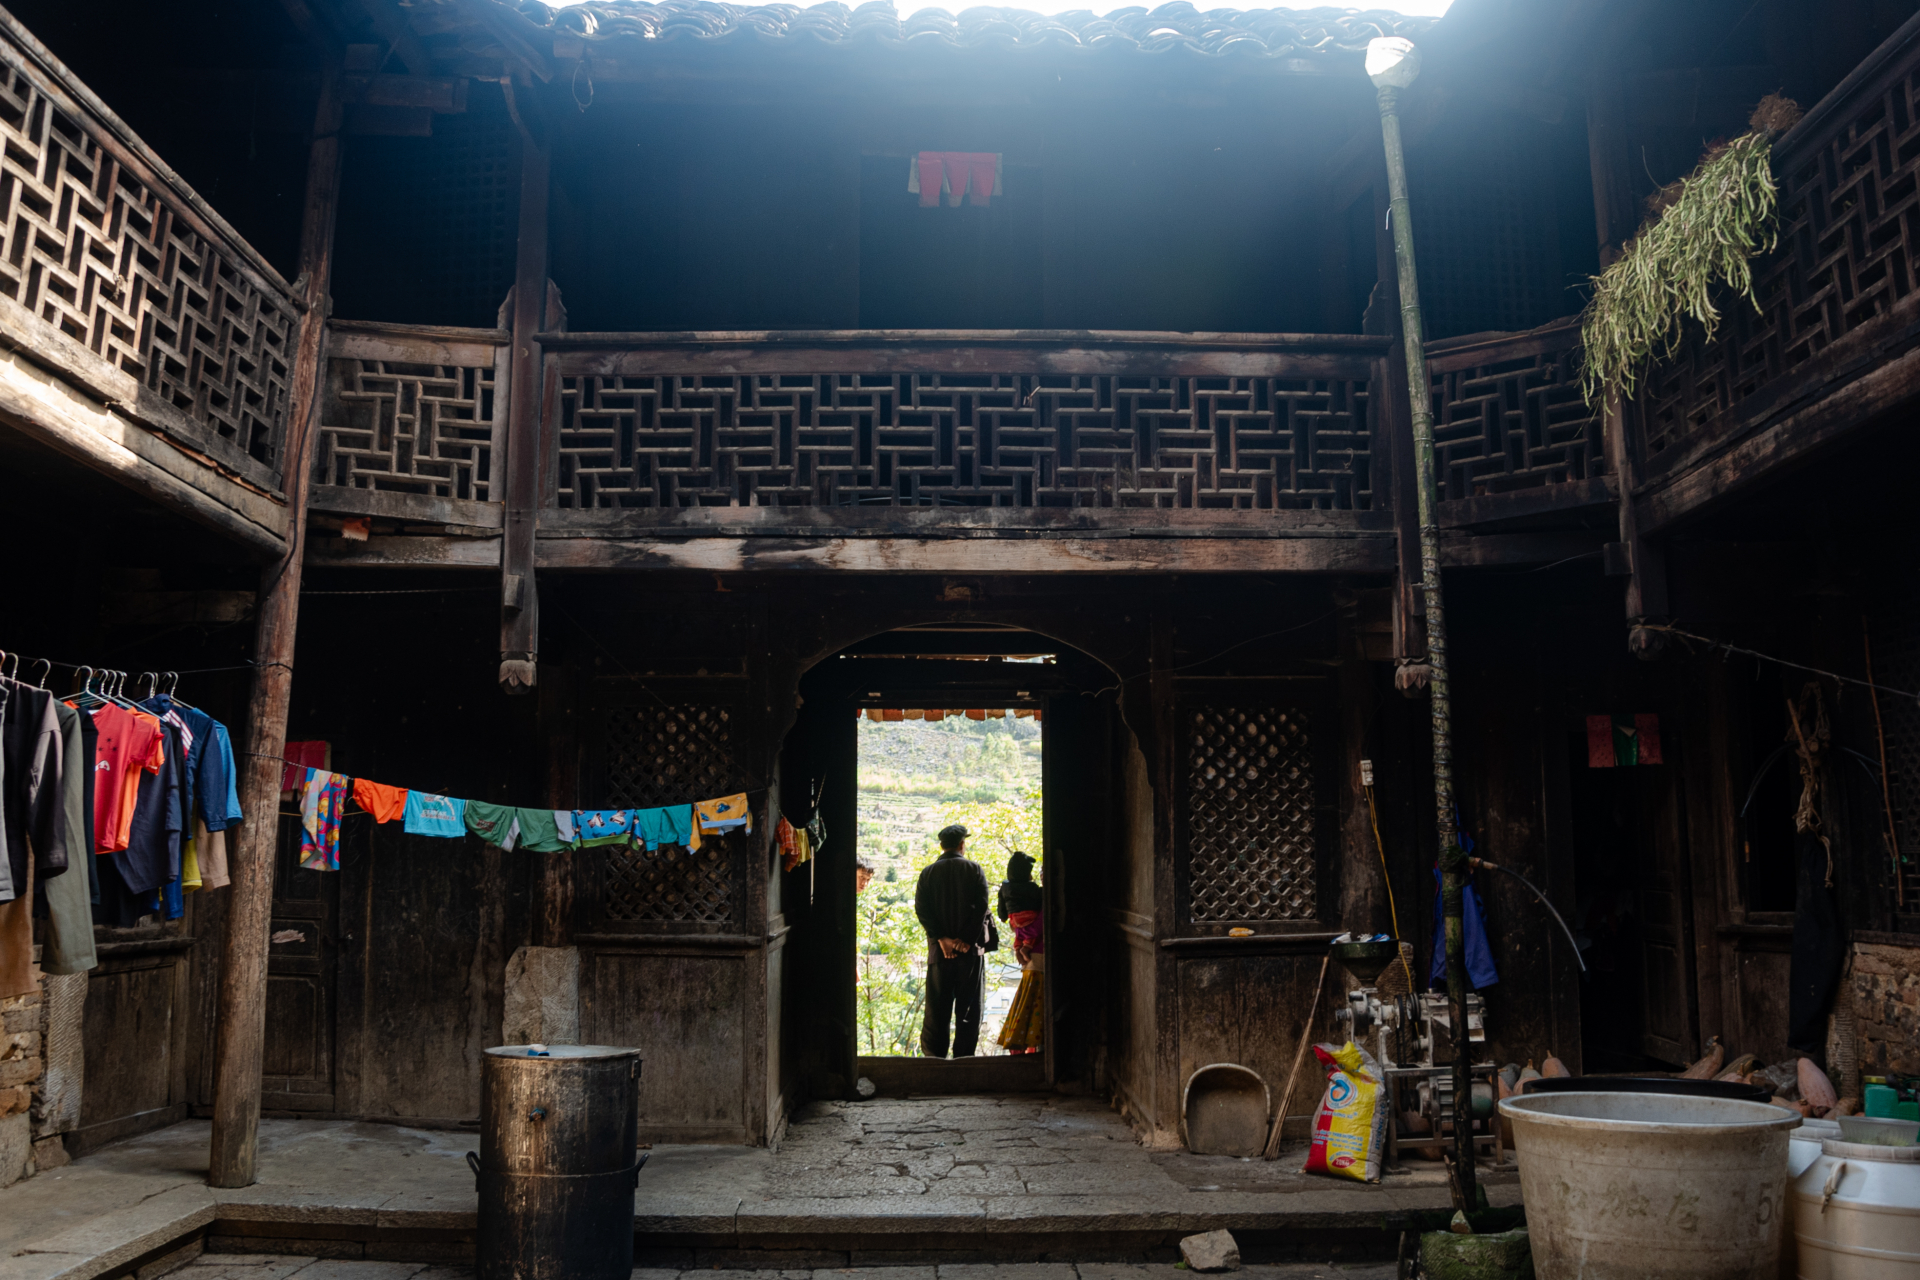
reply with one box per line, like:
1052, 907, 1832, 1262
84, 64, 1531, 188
476, 1044, 643, 1280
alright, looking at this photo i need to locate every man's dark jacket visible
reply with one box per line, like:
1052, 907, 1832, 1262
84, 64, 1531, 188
914, 850, 989, 945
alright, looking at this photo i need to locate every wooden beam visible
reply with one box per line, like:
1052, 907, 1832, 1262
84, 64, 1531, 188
499, 129, 550, 693
1437, 476, 1616, 529
208, 66, 344, 1191
309, 532, 1400, 573
0, 346, 287, 557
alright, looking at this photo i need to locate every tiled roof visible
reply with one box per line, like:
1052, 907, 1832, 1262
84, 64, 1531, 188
497, 0, 1434, 60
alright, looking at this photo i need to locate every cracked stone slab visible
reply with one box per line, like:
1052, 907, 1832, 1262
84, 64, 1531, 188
937, 1264, 1079, 1280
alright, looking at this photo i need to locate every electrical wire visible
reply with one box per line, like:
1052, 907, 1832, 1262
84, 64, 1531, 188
1362, 781, 1414, 992
1645, 624, 1920, 705
1469, 857, 1587, 974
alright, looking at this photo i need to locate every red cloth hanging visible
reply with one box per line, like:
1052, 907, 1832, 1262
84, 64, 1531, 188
915, 152, 999, 207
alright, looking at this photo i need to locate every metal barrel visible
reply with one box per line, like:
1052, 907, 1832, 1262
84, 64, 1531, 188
475, 1044, 643, 1280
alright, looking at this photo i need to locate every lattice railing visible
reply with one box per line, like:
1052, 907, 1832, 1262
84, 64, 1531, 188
1183, 703, 1318, 924
1426, 320, 1604, 501
0, 17, 299, 487
1635, 27, 1920, 475
597, 702, 742, 926
545, 339, 1386, 512
316, 323, 508, 503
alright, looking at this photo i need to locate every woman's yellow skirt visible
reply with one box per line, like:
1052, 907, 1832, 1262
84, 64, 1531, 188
998, 961, 1045, 1053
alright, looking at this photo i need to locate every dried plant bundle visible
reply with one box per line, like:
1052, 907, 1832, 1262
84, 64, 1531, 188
1579, 94, 1803, 408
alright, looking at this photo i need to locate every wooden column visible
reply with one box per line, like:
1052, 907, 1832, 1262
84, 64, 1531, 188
1603, 395, 1669, 657
209, 69, 343, 1189
500, 105, 549, 694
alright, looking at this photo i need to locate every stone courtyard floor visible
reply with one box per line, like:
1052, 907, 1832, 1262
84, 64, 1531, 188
0, 1094, 1515, 1280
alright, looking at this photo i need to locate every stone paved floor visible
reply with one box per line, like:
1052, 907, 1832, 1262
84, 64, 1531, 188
0, 1096, 1508, 1279
189, 1259, 1398, 1280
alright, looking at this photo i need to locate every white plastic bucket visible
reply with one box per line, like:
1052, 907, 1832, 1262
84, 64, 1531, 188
1501, 1091, 1802, 1279
1792, 1137, 1920, 1279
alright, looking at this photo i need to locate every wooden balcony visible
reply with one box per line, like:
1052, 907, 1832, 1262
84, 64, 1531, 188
309, 326, 1447, 575
0, 8, 299, 554
1627, 12, 1920, 532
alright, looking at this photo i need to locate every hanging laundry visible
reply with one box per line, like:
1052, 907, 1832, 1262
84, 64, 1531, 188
403, 789, 466, 837
280, 741, 330, 793
118, 719, 184, 896
299, 769, 348, 871
553, 810, 576, 846
634, 804, 696, 851
695, 794, 753, 837
210, 722, 245, 831
197, 823, 230, 892
352, 778, 409, 824
84, 702, 165, 855
513, 808, 570, 854
575, 809, 635, 848
465, 801, 522, 851
776, 817, 798, 871
1, 677, 65, 899
908, 151, 1002, 207
1586, 713, 1662, 767
40, 701, 94, 974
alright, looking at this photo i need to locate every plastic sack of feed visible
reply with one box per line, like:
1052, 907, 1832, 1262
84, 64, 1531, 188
1301, 1040, 1388, 1182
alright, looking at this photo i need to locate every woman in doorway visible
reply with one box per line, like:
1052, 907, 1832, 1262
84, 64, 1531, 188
996, 851, 1045, 1054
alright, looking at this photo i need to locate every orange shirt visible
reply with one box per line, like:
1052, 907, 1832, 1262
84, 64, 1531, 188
83, 703, 165, 853
351, 779, 408, 823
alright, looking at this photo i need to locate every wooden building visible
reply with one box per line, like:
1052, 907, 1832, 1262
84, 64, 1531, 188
0, 0, 1915, 1175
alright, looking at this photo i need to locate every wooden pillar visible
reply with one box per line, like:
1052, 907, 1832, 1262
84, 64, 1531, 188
1603, 395, 1669, 657
208, 69, 343, 1189
500, 95, 550, 694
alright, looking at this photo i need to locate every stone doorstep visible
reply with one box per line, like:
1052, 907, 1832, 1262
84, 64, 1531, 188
3, 1183, 1503, 1280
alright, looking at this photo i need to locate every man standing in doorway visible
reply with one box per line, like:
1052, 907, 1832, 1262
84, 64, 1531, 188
914, 824, 989, 1058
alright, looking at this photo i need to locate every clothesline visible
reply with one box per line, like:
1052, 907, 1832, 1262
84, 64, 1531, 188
283, 746, 774, 875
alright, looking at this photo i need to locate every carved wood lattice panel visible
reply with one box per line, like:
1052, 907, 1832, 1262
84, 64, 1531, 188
1430, 330, 1603, 499
0, 56, 296, 481
1637, 55, 1920, 468
599, 703, 740, 924
555, 373, 1373, 510
1184, 704, 1317, 923
317, 358, 501, 500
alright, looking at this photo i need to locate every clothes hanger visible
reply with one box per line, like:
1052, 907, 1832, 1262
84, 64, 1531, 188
163, 671, 200, 711
68, 666, 106, 709
0, 651, 16, 682
30, 659, 50, 690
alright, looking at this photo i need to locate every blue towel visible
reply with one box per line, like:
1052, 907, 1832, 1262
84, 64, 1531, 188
1428, 820, 1499, 990
635, 804, 694, 850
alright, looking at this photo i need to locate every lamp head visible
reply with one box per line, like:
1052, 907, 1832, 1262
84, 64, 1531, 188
1366, 37, 1421, 90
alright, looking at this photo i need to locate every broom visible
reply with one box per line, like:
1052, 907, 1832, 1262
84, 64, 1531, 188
1262, 950, 1331, 1160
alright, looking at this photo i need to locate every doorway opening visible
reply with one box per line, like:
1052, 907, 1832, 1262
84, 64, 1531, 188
855, 706, 1044, 1057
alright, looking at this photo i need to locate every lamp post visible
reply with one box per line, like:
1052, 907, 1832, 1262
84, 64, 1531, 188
1367, 35, 1475, 1211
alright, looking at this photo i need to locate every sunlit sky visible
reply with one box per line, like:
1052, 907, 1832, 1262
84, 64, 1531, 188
548, 0, 1454, 15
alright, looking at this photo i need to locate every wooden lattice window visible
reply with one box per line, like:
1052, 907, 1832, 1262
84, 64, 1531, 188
1183, 703, 1318, 923
554, 371, 1374, 511
0, 53, 297, 486
316, 357, 503, 499
598, 703, 741, 925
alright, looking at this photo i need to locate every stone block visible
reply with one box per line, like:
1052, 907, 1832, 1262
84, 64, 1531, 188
30, 1134, 67, 1170
0, 1110, 28, 1187
0, 1084, 28, 1116
0, 1057, 42, 1087
502, 945, 580, 1045
34, 970, 83, 1136
1178, 1230, 1240, 1272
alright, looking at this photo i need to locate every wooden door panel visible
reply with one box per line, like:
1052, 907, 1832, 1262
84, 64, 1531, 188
262, 813, 338, 1110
